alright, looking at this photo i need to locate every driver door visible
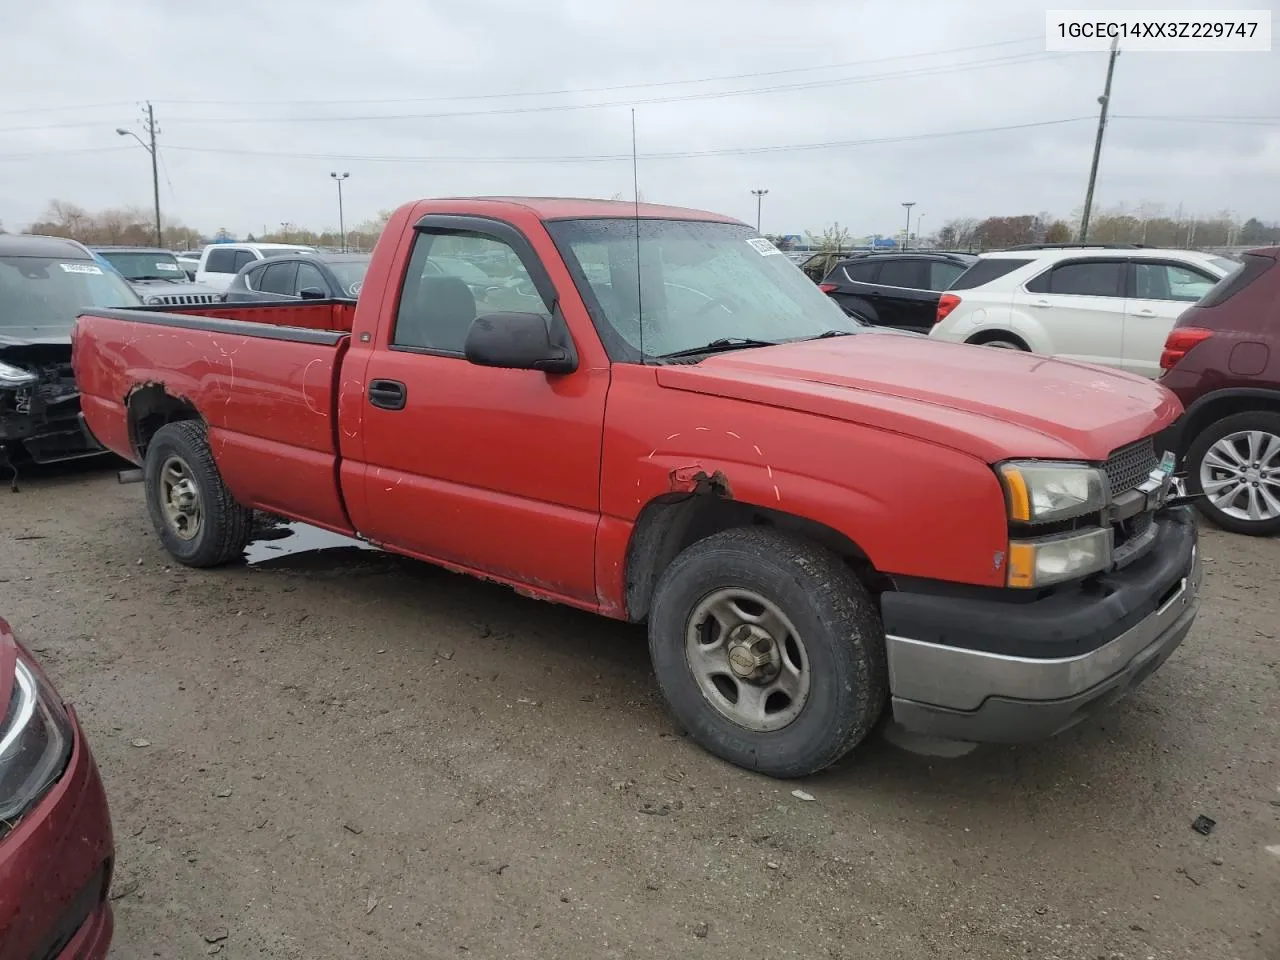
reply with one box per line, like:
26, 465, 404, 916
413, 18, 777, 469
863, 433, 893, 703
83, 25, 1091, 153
352, 221, 607, 604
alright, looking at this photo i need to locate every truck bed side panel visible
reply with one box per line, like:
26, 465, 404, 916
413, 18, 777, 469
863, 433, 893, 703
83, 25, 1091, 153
144, 300, 356, 333
74, 308, 353, 533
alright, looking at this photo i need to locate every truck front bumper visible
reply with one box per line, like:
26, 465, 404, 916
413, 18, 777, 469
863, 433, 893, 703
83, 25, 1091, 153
881, 507, 1202, 743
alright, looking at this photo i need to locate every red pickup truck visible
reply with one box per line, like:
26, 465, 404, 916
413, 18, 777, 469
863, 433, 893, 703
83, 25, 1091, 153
72, 198, 1203, 778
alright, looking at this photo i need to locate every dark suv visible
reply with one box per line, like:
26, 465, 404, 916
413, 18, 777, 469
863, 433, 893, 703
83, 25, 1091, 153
1157, 246, 1280, 536
818, 252, 976, 332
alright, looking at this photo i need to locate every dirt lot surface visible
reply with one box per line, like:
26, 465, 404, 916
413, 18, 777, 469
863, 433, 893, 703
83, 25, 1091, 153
3, 462, 1278, 959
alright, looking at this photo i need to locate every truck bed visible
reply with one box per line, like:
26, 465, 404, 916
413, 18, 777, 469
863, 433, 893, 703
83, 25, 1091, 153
73, 303, 354, 533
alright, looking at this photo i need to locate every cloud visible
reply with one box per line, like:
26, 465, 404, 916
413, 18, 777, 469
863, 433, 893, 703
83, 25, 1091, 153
0, 0, 1276, 238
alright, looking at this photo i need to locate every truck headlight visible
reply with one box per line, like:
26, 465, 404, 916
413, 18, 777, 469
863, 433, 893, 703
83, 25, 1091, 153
0, 361, 38, 389
998, 461, 1106, 523
0, 657, 74, 830
1007, 528, 1113, 588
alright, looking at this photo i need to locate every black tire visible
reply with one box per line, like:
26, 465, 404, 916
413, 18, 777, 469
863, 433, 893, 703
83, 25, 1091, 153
648, 528, 888, 779
968, 334, 1028, 351
143, 421, 254, 566
1184, 410, 1280, 537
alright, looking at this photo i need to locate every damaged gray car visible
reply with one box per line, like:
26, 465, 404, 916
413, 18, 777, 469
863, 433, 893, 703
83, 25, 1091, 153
1, 235, 140, 487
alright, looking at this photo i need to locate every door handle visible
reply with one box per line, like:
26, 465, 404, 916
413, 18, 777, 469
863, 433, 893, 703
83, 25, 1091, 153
1031, 299, 1051, 307
367, 379, 407, 411
1136, 309, 1156, 316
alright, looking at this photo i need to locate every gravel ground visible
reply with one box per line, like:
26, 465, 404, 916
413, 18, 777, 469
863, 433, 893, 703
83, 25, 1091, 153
3, 462, 1278, 960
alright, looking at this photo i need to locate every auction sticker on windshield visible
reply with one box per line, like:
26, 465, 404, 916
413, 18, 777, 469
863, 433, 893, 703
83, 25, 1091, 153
59, 263, 103, 274
156, 262, 181, 271
746, 238, 783, 256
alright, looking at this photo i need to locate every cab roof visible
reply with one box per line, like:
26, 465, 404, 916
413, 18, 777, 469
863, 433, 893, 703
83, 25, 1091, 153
425, 196, 743, 224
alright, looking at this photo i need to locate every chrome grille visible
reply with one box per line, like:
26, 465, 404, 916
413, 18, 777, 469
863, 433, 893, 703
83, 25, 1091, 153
1104, 437, 1157, 496
155, 293, 218, 305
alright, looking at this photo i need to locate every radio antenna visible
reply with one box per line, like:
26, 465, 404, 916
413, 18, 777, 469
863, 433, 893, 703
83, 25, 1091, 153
631, 108, 644, 363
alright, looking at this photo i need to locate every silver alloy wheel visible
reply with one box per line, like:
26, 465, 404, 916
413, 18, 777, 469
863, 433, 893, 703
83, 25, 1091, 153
1199, 429, 1280, 522
159, 455, 203, 541
684, 587, 810, 732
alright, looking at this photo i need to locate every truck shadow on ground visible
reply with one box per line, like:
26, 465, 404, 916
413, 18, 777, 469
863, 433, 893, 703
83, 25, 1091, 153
233, 521, 1204, 832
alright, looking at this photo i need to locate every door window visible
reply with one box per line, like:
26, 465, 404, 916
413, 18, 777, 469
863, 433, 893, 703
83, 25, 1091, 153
393, 231, 545, 354
258, 261, 297, 295
204, 248, 237, 274
295, 262, 327, 296
927, 260, 969, 291
1133, 262, 1218, 302
1026, 261, 1124, 297
876, 259, 927, 289
232, 250, 257, 272
841, 260, 879, 283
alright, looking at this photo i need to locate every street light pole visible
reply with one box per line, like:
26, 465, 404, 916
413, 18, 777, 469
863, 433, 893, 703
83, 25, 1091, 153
330, 172, 350, 252
116, 101, 162, 247
901, 201, 916, 251
751, 188, 768, 233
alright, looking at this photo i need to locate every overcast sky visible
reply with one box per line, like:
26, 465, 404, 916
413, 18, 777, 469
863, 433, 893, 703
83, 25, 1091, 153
1, 0, 1277, 239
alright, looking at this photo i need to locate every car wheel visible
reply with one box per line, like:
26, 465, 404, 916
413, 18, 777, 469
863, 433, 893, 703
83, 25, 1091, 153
647, 528, 887, 778
973, 336, 1028, 351
1185, 411, 1280, 537
144, 421, 254, 566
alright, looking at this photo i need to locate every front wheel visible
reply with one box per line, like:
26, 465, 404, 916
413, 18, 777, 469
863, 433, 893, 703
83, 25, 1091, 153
648, 528, 888, 778
144, 421, 254, 566
1185, 411, 1280, 537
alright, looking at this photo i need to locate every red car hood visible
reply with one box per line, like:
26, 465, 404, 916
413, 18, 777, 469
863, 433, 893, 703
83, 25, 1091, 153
654, 333, 1181, 463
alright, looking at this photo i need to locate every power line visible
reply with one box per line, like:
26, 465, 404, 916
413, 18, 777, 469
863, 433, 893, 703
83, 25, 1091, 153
0, 49, 1071, 134
0, 100, 136, 117
152, 36, 1043, 107
0, 145, 133, 162
156, 117, 1095, 165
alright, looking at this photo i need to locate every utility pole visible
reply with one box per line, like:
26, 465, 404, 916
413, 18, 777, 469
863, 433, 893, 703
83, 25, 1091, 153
901, 201, 916, 251
330, 172, 350, 252
751, 188, 768, 233
116, 101, 162, 247
1079, 37, 1119, 243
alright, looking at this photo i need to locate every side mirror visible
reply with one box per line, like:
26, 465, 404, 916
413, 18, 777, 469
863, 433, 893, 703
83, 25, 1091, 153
299, 286, 327, 300
464, 311, 577, 374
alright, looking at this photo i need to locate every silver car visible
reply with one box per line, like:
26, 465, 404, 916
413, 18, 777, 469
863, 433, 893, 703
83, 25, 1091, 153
93, 247, 222, 305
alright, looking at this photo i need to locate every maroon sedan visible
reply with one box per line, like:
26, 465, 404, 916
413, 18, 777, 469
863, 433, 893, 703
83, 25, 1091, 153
0, 616, 113, 958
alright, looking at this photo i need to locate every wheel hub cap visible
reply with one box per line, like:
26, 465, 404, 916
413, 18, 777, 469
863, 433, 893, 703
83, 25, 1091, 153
726, 626, 780, 682
684, 588, 811, 733
1199, 429, 1280, 523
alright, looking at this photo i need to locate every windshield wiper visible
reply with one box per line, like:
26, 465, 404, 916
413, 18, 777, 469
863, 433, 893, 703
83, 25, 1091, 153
807, 329, 856, 339
654, 338, 778, 360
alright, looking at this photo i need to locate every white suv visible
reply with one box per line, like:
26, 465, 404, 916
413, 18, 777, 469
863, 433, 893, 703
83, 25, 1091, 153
195, 242, 318, 292
929, 245, 1239, 377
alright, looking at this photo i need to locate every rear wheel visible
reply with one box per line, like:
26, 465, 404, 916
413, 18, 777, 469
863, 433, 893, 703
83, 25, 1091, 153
647, 528, 887, 778
1185, 411, 1280, 537
144, 421, 254, 566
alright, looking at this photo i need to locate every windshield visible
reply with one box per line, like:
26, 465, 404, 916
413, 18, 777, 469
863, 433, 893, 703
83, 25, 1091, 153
546, 218, 861, 360
0, 256, 141, 336
328, 258, 370, 297
99, 250, 187, 281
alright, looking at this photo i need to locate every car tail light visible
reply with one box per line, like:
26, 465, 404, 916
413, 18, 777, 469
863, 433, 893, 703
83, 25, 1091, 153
818, 283, 837, 294
1159, 327, 1213, 371
936, 293, 961, 323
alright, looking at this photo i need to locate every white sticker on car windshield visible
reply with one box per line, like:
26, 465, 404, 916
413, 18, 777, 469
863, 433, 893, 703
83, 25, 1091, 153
746, 237, 782, 256
60, 262, 103, 274
156, 262, 181, 271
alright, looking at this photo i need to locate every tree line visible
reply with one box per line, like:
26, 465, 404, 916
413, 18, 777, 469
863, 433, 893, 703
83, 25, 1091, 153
935, 205, 1278, 252
13, 200, 394, 252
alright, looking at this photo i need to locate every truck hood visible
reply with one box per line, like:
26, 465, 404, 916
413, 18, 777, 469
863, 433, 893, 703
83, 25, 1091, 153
654, 333, 1181, 463
0, 330, 72, 350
